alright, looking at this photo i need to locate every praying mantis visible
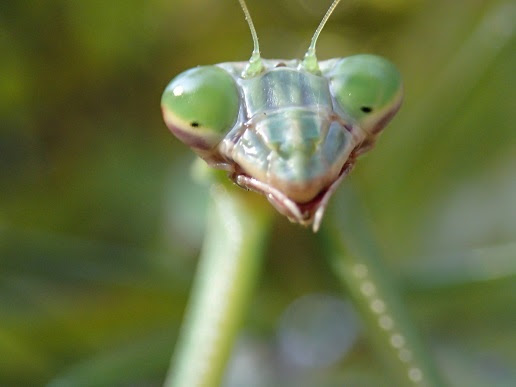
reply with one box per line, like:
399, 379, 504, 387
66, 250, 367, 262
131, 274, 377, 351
160, 1, 442, 386
161, 0, 402, 232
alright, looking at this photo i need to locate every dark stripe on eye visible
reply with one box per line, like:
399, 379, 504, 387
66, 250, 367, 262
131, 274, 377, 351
370, 102, 402, 135
165, 122, 213, 151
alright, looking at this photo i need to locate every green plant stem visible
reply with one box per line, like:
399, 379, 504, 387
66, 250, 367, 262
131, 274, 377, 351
164, 183, 272, 387
322, 185, 445, 387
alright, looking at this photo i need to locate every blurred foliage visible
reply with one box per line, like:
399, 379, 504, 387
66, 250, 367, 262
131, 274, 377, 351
0, 0, 515, 385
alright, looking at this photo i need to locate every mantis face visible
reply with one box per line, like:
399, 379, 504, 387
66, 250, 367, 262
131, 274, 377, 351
161, 56, 402, 231
161, 0, 402, 231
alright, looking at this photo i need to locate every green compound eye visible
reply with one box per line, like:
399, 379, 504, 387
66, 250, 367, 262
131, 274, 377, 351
327, 54, 403, 134
161, 66, 240, 151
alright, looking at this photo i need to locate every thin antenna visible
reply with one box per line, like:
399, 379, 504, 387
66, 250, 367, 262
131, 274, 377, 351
238, 0, 263, 77
302, 0, 342, 73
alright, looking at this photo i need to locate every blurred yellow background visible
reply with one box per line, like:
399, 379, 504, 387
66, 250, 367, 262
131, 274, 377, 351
1, 0, 514, 385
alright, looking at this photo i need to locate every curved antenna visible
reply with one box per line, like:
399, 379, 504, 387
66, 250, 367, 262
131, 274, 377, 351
238, 0, 264, 77
302, 0, 343, 73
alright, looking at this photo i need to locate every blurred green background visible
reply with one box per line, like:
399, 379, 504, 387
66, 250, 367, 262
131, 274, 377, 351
1, 0, 515, 385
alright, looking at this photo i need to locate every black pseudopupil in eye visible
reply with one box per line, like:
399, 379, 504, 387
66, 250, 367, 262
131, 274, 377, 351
361, 106, 372, 113
191, 121, 200, 127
